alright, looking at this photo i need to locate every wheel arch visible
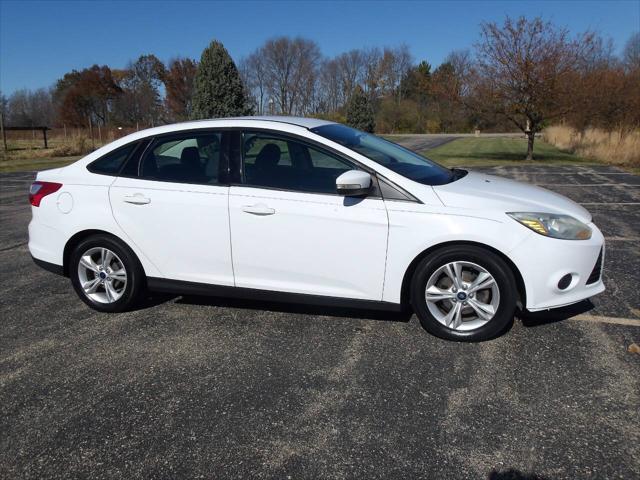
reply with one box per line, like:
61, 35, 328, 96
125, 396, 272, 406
399, 240, 527, 309
63, 229, 141, 277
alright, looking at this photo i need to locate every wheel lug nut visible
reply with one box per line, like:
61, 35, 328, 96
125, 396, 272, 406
469, 293, 474, 298
452, 287, 457, 293
463, 301, 468, 305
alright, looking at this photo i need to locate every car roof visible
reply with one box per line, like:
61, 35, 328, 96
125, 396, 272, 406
69, 117, 337, 170
192, 116, 335, 129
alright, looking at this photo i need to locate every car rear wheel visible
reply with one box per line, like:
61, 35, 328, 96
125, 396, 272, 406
70, 234, 145, 312
410, 245, 517, 341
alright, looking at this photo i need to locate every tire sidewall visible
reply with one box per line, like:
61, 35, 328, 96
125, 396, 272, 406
70, 235, 144, 312
411, 245, 517, 342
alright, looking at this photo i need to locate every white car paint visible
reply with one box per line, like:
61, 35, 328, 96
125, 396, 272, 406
28, 117, 605, 313
109, 177, 234, 286
434, 171, 592, 223
229, 186, 388, 299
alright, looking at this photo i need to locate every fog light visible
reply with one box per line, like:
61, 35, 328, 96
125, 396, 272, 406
558, 274, 572, 290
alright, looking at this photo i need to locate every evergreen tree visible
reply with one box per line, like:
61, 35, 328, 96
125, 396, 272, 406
191, 40, 252, 119
345, 85, 375, 132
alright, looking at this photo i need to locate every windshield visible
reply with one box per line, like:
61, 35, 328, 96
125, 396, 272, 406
310, 124, 454, 185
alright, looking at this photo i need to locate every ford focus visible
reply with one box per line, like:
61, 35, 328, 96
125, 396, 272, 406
28, 117, 605, 341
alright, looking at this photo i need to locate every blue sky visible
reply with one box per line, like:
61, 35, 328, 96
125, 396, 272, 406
1, 0, 639, 95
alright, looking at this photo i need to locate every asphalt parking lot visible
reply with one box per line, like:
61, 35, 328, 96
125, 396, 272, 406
1, 164, 639, 479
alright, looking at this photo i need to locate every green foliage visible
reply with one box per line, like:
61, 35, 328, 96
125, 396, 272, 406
192, 40, 253, 119
345, 86, 375, 132
375, 97, 421, 133
416, 60, 432, 77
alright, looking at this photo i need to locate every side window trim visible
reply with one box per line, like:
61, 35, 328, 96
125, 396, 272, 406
118, 139, 150, 178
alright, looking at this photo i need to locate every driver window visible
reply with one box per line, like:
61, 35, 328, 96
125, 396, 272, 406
242, 132, 354, 194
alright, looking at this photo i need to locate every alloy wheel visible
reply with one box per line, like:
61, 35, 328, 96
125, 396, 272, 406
77, 247, 127, 304
425, 261, 500, 331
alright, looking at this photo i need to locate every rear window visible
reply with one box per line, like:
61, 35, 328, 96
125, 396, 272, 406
87, 143, 137, 176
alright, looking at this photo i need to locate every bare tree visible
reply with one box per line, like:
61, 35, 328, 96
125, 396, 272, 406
318, 58, 343, 113
4, 88, 55, 126
259, 37, 321, 115
377, 45, 412, 102
240, 52, 267, 114
362, 47, 383, 101
473, 16, 595, 160
622, 32, 640, 72
336, 49, 365, 102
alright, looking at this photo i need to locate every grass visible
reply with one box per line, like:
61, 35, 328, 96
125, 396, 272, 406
543, 125, 640, 169
0, 137, 98, 173
0, 155, 80, 173
420, 137, 599, 168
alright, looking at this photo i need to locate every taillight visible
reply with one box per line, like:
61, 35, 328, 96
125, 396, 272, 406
29, 181, 62, 207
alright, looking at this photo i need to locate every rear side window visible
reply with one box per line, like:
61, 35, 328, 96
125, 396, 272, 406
87, 143, 137, 175
140, 132, 223, 185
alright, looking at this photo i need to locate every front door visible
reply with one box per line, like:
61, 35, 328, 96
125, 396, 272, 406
229, 131, 388, 300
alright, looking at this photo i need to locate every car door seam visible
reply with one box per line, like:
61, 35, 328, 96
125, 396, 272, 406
227, 186, 237, 287
381, 200, 391, 302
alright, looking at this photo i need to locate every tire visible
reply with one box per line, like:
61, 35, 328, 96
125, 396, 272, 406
70, 234, 145, 312
410, 245, 517, 342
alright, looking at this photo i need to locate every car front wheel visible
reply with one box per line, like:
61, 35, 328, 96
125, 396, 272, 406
70, 234, 145, 312
410, 245, 517, 341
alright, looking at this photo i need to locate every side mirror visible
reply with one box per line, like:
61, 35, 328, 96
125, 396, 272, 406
336, 170, 372, 197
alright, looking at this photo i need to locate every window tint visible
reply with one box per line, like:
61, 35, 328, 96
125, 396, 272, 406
242, 133, 354, 194
87, 143, 137, 175
140, 133, 223, 184
310, 124, 454, 186
245, 137, 291, 166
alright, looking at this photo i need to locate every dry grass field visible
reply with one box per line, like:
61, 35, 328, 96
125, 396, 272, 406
543, 125, 640, 171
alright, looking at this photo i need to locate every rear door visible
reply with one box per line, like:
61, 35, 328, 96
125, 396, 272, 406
228, 131, 389, 300
109, 130, 234, 285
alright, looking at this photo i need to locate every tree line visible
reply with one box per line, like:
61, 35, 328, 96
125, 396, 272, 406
1, 16, 638, 159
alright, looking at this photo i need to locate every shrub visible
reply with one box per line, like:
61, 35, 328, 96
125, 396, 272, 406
52, 136, 93, 156
345, 86, 375, 132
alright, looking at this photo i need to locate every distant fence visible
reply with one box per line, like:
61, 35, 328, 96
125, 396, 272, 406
3, 125, 151, 149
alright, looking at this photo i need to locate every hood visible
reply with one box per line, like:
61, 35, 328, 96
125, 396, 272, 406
433, 171, 592, 223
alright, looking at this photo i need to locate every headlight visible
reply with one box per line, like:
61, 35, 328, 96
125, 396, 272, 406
507, 212, 592, 240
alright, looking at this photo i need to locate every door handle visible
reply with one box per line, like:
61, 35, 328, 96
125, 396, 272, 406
123, 194, 151, 205
242, 204, 275, 216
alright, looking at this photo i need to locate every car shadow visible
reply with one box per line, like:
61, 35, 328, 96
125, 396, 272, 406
138, 292, 179, 309
488, 469, 551, 480
174, 294, 414, 323
517, 299, 595, 327
141, 293, 593, 330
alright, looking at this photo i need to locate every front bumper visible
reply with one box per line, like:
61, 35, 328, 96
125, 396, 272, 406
509, 223, 605, 311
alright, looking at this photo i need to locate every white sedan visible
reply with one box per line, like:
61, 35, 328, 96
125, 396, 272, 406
28, 117, 604, 341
